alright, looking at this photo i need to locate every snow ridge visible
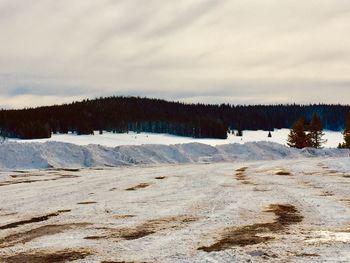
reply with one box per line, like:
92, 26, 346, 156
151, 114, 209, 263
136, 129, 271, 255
0, 141, 349, 170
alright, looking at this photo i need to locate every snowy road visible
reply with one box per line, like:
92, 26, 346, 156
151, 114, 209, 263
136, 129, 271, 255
0, 157, 349, 262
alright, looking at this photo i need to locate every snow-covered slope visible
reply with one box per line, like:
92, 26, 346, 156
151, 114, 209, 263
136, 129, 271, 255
0, 141, 349, 170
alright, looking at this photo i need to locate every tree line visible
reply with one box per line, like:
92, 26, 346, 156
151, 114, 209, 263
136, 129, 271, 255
0, 96, 349, 140
287, 112, 350, 149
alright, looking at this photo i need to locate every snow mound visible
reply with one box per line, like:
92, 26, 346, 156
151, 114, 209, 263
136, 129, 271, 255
0, 141, 349, 170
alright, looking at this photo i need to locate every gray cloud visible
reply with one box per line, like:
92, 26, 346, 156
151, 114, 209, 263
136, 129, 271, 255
0, 0, 350, 109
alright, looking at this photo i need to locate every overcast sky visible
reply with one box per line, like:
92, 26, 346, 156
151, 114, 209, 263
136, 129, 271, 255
0, 0, 350, 108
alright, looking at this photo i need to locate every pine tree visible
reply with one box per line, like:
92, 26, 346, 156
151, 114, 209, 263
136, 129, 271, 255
236, 129, 243, 137
287, 117, 310, 149
268, 131, 272, 138
308, 112, 327, 148
342, 113, 350, 148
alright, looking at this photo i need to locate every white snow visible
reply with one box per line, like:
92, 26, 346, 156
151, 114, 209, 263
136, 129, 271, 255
0, 141, 349, 170
7, 129, 345, 148
0, 157, 349, 262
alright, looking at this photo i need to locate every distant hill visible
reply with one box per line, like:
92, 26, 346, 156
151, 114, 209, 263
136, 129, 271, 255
0, 96, 349, 139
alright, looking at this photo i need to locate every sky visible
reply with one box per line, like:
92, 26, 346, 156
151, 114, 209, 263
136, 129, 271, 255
0, 0, 350, 109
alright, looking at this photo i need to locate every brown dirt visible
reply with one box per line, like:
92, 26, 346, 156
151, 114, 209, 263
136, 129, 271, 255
77, 201, 97, 205
10, 174, 46, 178
339, 199, 350, 207
57, 174, 80, 179
155, 176, 166, 180
327, 170, 339, 174
52, 168, 81, 172
198, 204, 303, 252
235, 172, 246, 181
57, 209, 71, 213
0, 174, 80, 187
236, 167, 248, 172
112, 214, 135, 219
0, 179, 41, 186
319, 191, 334, 197
125, 183, 150, 191
275, 171, 291, 176
0, 210, 70, 230
0, 223, 91, 248
85, 215, 196, 241
0, 249, 92, 263
235, 167, 255, 185
253, 187, 270, 192
10, 170, 28, 173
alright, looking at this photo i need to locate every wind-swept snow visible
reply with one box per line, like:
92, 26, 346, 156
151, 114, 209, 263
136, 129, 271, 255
0, 141, 349, 170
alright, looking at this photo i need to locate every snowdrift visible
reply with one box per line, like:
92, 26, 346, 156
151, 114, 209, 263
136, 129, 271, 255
0, 141, 349, 170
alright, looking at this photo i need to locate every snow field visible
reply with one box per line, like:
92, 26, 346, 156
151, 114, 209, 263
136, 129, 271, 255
8, 129, 344, 148
0, 158, 349, 262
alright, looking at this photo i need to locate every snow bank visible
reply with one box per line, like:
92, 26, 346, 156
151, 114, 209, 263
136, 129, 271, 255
0, 141, 349, 170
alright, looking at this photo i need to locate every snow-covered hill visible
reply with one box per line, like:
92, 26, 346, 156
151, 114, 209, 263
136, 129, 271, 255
0, 141, 348, 170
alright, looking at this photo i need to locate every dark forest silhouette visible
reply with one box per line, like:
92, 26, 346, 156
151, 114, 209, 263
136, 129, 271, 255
0, 96, 349, 139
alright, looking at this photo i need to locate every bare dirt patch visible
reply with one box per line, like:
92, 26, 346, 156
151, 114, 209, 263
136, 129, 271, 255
0, 223, 91, 248
0, 210, 70, 230
10, 173, 46, 178
125, 183, 150, 191
0, 249, 92, 263
57, 174, 80, 179
235, 168, 247, 181
85, 215, 196, 241
0, 174, 80, 187
0, 179, 41, 186
235, 167, 255, 185
155, 176, 166, 180
77, 201, 97, 205
236, 167, 248, 172
235, 172, 246, 181
275, 170, 291, 176
112, 214, 135, 219
253, 187, 270, 192
319, 191, 334, 197
198, 204, 303, 252
52, 168, 81, 172
57, 209, 71, 213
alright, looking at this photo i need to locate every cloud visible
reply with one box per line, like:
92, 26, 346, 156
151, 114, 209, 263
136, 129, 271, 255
0, 0, 350, 108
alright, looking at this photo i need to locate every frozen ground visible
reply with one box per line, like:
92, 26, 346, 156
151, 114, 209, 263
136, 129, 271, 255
0, 157, 349, 262
8, 129, 344, 148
